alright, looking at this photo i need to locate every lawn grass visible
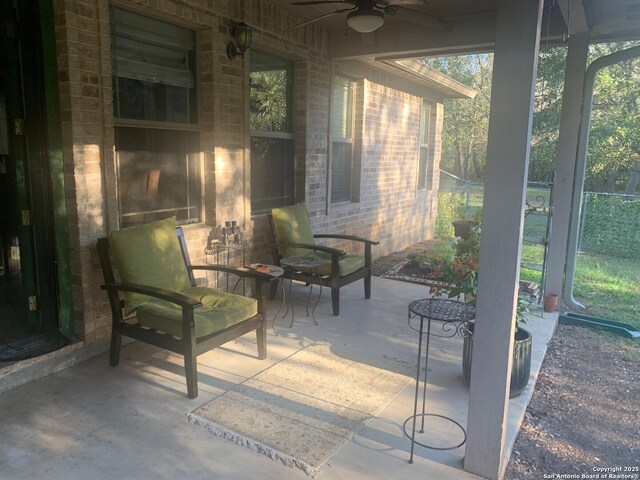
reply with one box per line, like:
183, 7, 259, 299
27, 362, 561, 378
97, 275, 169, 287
573, 252, 640, 329
520, 245, 640, 329
440, 184, 638, 330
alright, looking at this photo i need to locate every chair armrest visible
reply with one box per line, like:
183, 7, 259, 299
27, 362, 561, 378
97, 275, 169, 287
271, 241, 346, 256
313, 234, 379, 246
189, 264, 273, 282
101, 283, 203, 309
313, 234, 378, 268
189, 265, 270, 306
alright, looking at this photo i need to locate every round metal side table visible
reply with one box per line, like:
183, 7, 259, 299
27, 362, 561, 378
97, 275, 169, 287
279, 255, 324, 327
405, 298, 476, 463
247, 264, 286, 335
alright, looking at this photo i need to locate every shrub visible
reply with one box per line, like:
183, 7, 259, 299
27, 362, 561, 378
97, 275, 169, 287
407, 242, 456, 273
435, 192, 465, 239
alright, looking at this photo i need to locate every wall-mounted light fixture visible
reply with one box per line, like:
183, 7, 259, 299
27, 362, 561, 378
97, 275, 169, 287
226, 22, 253, 60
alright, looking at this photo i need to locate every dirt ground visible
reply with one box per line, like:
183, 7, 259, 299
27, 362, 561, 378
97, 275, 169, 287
504, 324, 639, 479
372, 247, 640, 480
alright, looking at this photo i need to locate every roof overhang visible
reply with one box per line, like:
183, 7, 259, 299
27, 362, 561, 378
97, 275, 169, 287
371, 59, 477, 99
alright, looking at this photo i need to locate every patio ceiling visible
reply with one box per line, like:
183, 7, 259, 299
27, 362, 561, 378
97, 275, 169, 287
271, 0, 640, 59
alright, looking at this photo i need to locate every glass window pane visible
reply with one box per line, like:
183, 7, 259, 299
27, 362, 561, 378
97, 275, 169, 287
331, 142, 352, 203
250, 51, 292, 133
332, 76, 352, 138
250, 137, 294, 213
420, 103, 431, 146
115, 127, 201, 227
111, 7, 196, 124
418, 147, 428, 189
250, 51, 295, 212
116, 77, 190, 123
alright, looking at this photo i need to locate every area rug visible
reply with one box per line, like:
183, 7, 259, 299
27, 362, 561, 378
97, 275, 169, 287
187, 342, 412, 476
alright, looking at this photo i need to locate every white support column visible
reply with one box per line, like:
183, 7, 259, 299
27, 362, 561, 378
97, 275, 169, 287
544, 31, 589, 302
463, 1, 543, 479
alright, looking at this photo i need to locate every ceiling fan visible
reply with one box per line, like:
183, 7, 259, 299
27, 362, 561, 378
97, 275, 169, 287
287, 0, 452, 33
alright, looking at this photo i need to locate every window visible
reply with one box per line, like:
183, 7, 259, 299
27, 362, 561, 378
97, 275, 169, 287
330, 75, 354, 203
111, 8, 201, 227
250, 51, 294, 214
417, 101, 433, 190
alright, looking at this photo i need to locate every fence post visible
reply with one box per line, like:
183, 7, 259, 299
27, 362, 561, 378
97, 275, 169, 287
466, 180, 472, 208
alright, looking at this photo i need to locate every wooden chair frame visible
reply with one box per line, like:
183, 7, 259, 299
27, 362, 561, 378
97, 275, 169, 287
97, 227, 271, 399
268, 214, 379, 316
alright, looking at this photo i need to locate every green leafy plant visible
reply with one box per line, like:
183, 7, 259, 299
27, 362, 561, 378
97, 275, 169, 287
435, 192, 465, 239
428, 225, 530, 330
406, 242, 455, 271
429, 226, 480, 302
516, 297, 532, 324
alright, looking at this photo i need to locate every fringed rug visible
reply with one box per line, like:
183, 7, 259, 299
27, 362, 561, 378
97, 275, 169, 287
187, 342, 412, 477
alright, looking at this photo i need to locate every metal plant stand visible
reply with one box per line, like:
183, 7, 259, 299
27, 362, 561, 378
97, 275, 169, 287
405, 298, 476, 463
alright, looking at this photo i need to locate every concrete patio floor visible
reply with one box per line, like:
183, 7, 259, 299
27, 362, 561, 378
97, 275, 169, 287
0, 277, 557, 479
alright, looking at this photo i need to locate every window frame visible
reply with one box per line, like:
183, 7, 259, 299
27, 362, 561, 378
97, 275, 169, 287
249, 50, 296, 215
330, 74, 356, 204
417, 100, 434, 191
110, 7, 203, 228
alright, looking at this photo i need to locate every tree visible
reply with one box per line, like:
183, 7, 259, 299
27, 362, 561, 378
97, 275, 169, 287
530, 46, 567, 183
424, 42, 640, 194
422, 55, 492, 181
585, 42, 640, 193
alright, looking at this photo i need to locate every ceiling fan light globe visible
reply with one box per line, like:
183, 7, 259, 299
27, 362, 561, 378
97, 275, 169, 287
346, 9, 384, 33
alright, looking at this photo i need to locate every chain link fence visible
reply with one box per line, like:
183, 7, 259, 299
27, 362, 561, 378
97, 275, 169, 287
578, 192, 640, 259
436, 171, 640, 323
437, 171, 552, 299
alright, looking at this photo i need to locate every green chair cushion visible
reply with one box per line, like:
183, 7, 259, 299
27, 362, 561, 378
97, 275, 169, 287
109, 216, 192, 314
136, 287, 258, 338
315, 253, 365, 277
271, 203, 315, 258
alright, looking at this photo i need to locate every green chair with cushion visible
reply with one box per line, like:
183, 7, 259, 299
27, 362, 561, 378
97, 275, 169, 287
268, 203, 379, 316
97, 216, 271, 399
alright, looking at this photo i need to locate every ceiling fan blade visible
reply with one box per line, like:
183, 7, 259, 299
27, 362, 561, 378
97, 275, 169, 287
287, 7, 355, 31
291, 1, 353, 5
394, 5, 453, 32
379, 0, 430, 5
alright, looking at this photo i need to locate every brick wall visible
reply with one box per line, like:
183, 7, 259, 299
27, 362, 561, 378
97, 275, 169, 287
52, 0, 443, 344
303, 74, 443, 259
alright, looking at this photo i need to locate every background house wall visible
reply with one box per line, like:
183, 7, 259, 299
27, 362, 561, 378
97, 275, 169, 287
51, 0, 443, 344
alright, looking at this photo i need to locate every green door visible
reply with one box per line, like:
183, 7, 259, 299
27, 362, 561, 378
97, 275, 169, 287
0, 0, 70, 359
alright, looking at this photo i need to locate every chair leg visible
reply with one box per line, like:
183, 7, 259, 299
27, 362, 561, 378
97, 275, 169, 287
185, 352, 198, 399
331, 287, 340, 316
109, 324, 122, 367
364, 273, 372, 299
256, 324, 267, 360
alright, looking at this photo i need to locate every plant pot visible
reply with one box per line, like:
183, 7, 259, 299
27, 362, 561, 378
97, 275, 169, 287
543, 293, 558, 313
452, 220, 475, 240
462, 322, 532, 398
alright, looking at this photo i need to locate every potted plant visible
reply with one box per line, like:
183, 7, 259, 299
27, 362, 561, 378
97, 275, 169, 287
430, 227, 533, 398
461, 298, 532, 398
451, 207, 482, 240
